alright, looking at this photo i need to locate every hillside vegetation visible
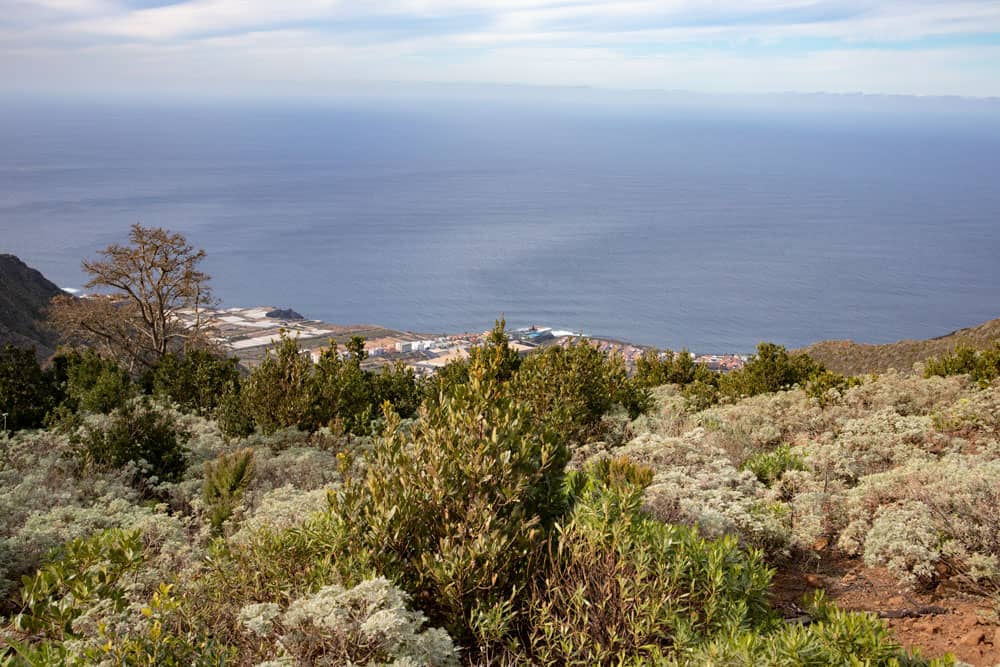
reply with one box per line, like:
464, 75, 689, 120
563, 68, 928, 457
799, 317, 1000, 376
5, 320, 998, 664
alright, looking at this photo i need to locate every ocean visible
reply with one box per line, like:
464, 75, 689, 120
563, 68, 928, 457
2, 97, 999, 352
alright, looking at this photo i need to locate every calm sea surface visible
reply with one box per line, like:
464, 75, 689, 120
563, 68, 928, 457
2, 99, 999, 351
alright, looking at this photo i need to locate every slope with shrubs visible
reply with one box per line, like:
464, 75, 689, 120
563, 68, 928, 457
0, 323, 975, 665
607, 346, 1000, 664
800, 315, 1000, 375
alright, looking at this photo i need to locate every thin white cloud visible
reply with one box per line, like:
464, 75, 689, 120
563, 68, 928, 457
44, 0, 1000, 41
2, 0, 1000, 97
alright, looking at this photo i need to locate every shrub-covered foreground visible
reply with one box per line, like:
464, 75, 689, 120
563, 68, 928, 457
617, 368, 1000, 596
2, 328, 982, 665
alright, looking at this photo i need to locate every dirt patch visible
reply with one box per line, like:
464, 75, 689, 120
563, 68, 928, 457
771, 557, 1000, 666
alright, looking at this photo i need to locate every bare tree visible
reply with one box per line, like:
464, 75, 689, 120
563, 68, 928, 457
48, 224, 214, 371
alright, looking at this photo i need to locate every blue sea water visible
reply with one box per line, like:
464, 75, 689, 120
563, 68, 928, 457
2, 98, 999, 352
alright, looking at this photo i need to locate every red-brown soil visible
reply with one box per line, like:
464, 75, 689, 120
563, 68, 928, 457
771, 557, 1000, 666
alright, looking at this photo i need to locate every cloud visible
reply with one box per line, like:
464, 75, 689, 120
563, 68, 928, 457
2, 0, 1000, 98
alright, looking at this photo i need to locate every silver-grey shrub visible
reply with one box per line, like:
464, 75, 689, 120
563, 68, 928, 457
239, 577, 459, 667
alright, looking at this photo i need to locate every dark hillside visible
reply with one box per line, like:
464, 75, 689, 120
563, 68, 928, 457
0, 254, 62, 360
799, 316, 1000, 375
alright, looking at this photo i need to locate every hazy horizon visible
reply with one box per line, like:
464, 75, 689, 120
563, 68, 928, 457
5, 82, 1000, 120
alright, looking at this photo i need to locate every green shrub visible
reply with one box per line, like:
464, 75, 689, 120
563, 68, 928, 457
525, 459, 775, 665
805, 370, 863, 406
686, 591, 952, 666
10, 528, 145, 640
77, 399, 189, 484
516, 339, 650, 439
7, 529, 231, 666
719, 343, 824, 400
241, 332, 313, 435
241, 334, 422, 437
214, 381, 255, 438
467, 318, 522, 385
203, 448, 255, 533
179, 521, 340, 655
740, 444, 806, 487
82, 583, 234, 667
635, 347, 715, 389
322, 356, 570, 650
682, 379, 720, 412
150, 349, 240, 416
424, 356, 470, 404
0, 344, 56, 431
306, 338, 374, 434
370, 361, 423, 419
57, 349, 133, 415
925, 344, 1000, 387
566, 455, 655, 497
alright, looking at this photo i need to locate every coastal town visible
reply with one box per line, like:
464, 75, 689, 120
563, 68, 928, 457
180, 304, 748, 375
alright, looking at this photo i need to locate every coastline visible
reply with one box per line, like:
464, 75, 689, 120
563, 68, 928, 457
182, 304, 749, 374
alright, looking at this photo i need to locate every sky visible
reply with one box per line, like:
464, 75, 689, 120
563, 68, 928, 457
3, 0, 1000, 100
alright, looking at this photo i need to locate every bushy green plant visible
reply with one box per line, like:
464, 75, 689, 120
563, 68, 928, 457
149, 349, 240, 416
805, 369, 863, 407
685, 590, 953, 666
202, 448, 255, 533
516, 339, 649, 439
525, 458, 775, 665
424, 356, 470, 403
635, 347, 715, 389
740, 444, 806, 487
77, 398, 189, 484
57, 349, 133, 415
925, 343, 1000, 386
371, 360, 423, 419
82, 583, 234, 667
0, 344, 56, 431
322, 355, 570, 650
719, 343, 824, 400
178, 518, 341, 654
682, 379, 720, 412
241, 332, 313, 435
467, 318, 522, 384
213, 380, 255, 438
306, 338, 374, 433
240, 333, 422, 437
6, 529, 230, 667
10, 528, 145, 640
